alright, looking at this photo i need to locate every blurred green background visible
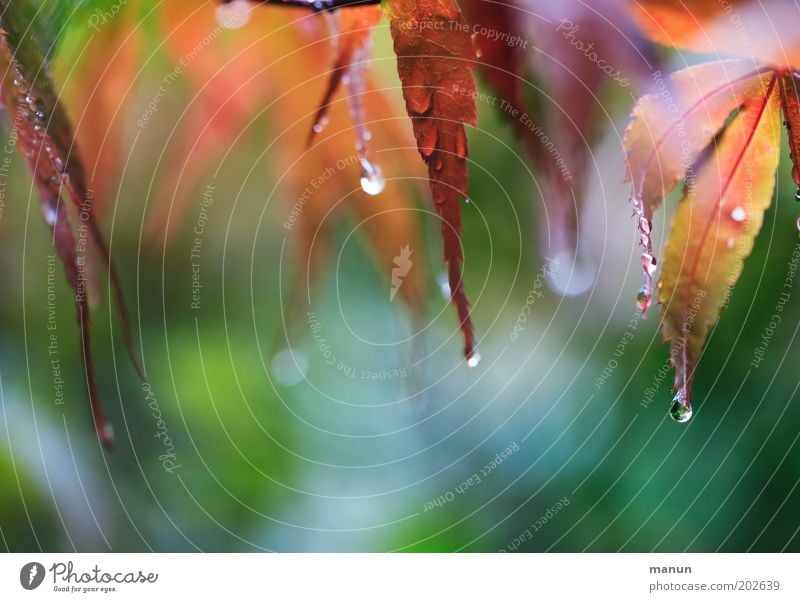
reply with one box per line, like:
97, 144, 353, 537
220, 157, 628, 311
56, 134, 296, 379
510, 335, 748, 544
0, 0, 799, 553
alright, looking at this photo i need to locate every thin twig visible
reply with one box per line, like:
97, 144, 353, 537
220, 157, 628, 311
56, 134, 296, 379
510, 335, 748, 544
220, 0, 381, 11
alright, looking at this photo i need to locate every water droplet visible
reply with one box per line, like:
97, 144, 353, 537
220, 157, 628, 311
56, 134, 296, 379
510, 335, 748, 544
466, 349, 481, 368
669, 390, 692, 423
635, 285, 651, 314
437, 271, 451, 300
359, 157, 385, 196
795, 188, 800, 202
270, 348, 308, 387
730, 206, 746, 222
642, 253, 657, 276
42, 203, 57, 226
727, 237, 735, 249
546, 249, 596, 297
215, 0, 251, 30
312, 116, 329, 135
796, 215, 800, 231
472, 37, 483, 58
101, 423, 115, 443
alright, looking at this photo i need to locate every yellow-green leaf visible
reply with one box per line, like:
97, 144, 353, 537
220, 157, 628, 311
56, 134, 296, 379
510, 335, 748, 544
624, 59, 768, 315
657, 71, 781, 420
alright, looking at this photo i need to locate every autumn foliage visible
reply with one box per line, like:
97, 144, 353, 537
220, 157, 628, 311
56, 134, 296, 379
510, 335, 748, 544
1, 0, 800, 446
624, 0, 800, 420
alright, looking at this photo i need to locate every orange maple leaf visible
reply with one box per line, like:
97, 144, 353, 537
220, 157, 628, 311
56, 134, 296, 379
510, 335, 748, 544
384, 0, 479, 363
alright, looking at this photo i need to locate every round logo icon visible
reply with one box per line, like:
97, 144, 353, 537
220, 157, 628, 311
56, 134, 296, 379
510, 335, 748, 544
20, 562, 45, 590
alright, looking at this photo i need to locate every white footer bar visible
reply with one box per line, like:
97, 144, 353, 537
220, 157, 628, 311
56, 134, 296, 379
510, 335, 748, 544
0, 553, 796, 600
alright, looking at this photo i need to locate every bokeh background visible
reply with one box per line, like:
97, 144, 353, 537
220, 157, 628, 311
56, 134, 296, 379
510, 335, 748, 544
0, 0, 799, 552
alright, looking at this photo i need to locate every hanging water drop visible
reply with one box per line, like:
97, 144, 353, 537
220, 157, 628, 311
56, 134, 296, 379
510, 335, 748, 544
642, 252, 657, 276
631, 197, 655, 316
635, 285, 651, 314
312, 116, 329, 135
546, 249, 597, 297
100, 423, 115, 445
472, 34, 483, 58
42, 203, 58, 226
669, 389, 692, 423
466, 349, 481, 369
359, 157, 385, 196
336, 33, 385, 197
215, 0, 251, 30
730, 206, 746, 222
795, 188, 800, 202
437, 271, 452, 300
796, 215, 800, 231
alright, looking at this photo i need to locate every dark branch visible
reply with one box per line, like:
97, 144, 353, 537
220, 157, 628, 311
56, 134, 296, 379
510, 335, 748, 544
220, 0, 381, 11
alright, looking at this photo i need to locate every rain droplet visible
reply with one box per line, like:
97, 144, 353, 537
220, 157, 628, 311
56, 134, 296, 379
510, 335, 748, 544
100, 423, 115, 443
359, 157, 385, 196
635, 285, 651, 314
42, 203, 57, 226
730, 206, 746, 222
437, 271, 451, 300
270, 348, 308, 387
642, 253, 657, 276
466, 349, 481, 369
796, 215, 800, 231
215, 0, 251, 30
795, 188, 800, 202
473, 39, 483, 59
312, 116, 329, 135
546, 249, 596, 297
669, 389, 692, 423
